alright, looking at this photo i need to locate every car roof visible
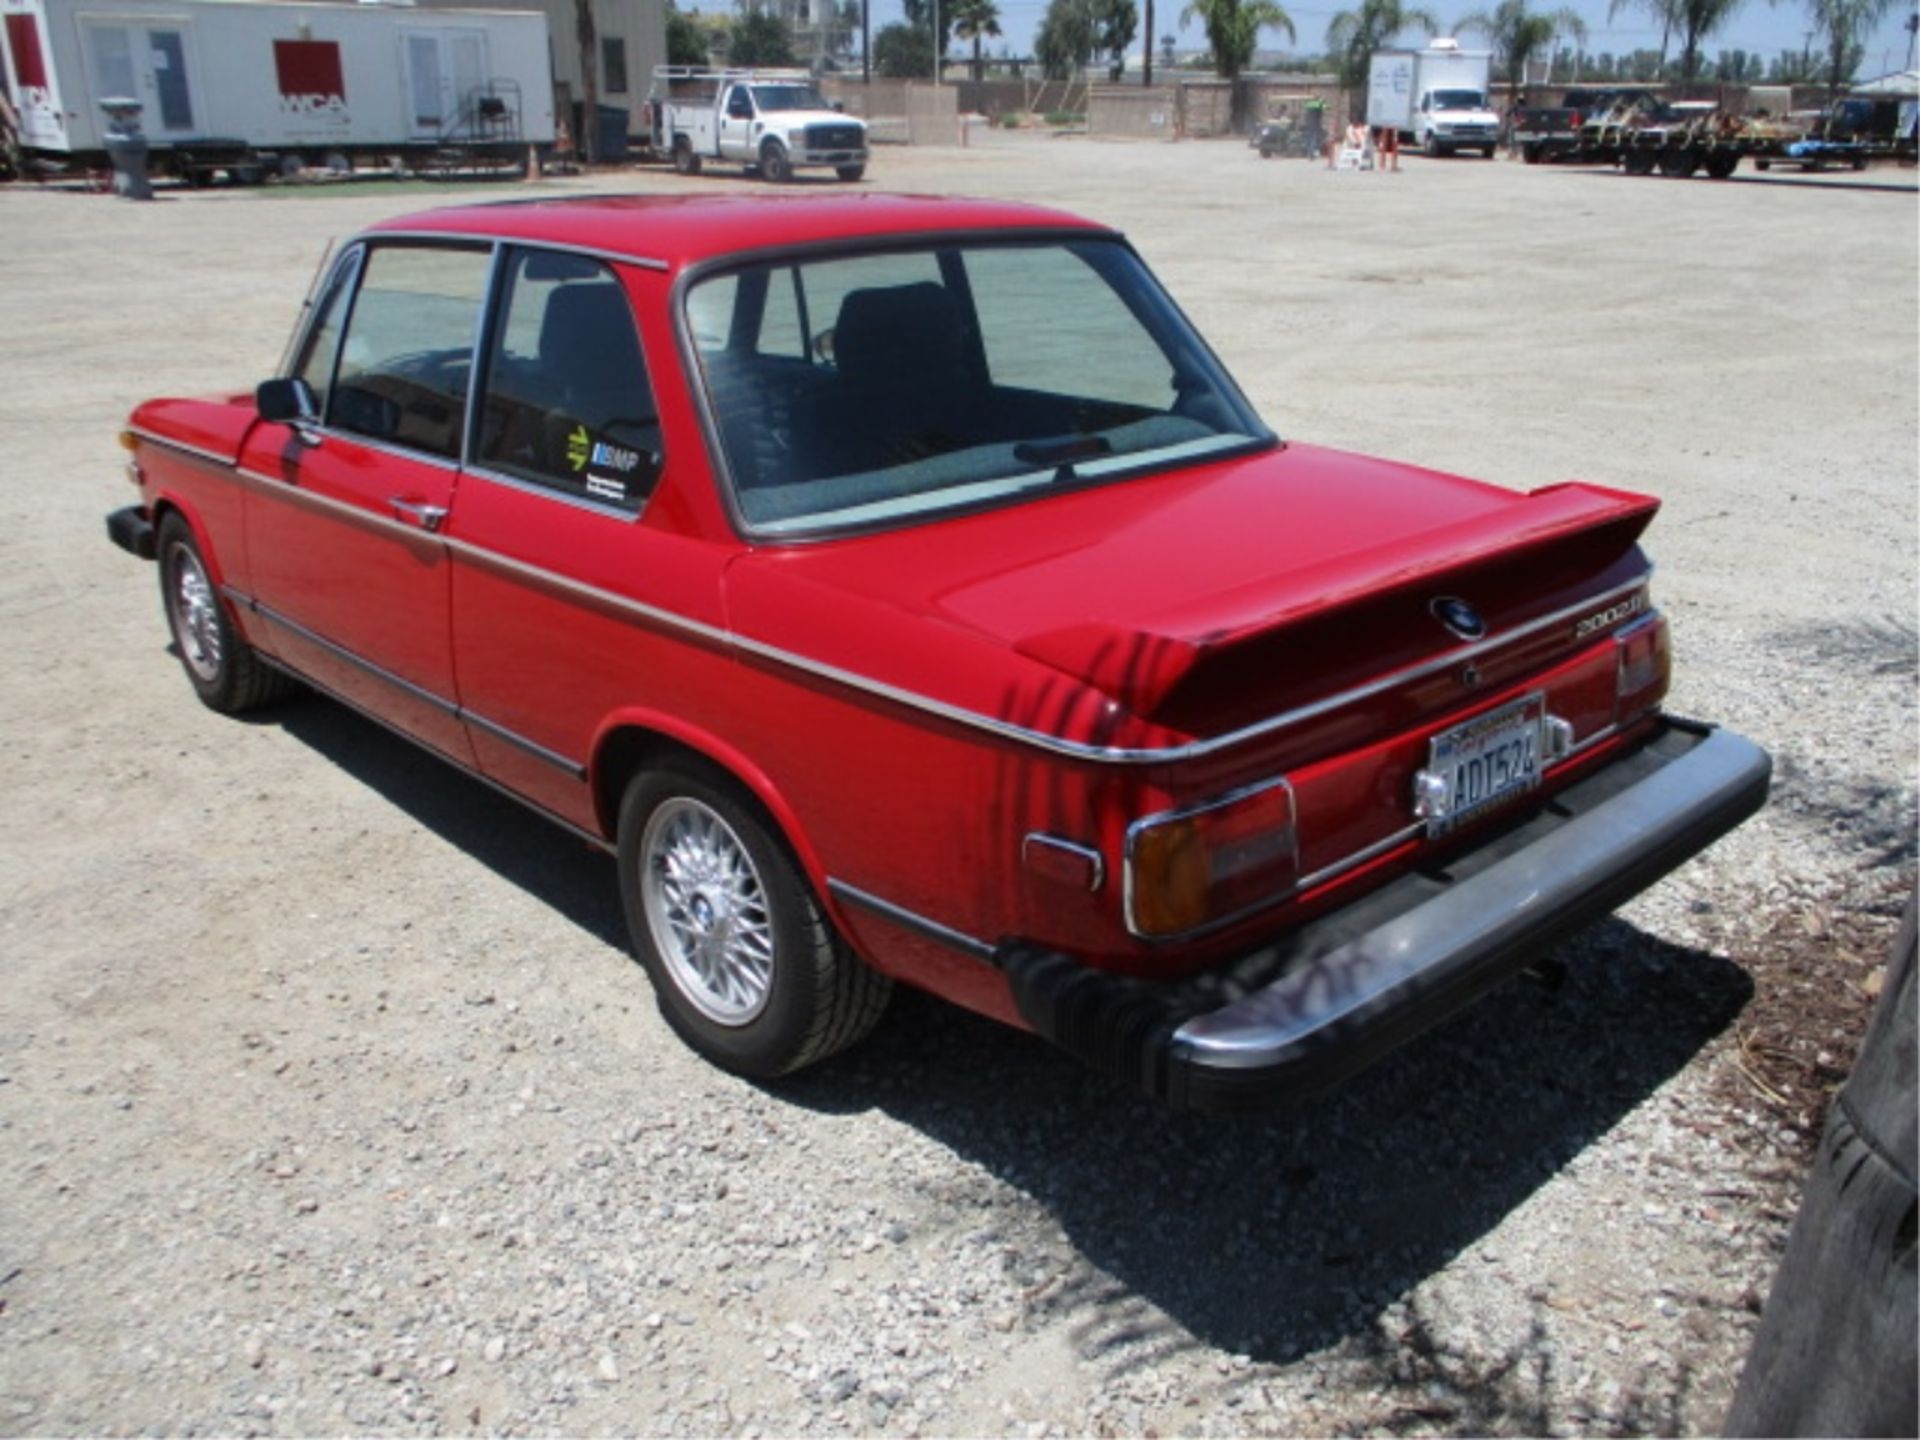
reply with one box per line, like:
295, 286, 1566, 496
366, 193, 1113, 271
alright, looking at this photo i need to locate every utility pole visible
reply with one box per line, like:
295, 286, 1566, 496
862, 0, 870, 82
1144, 0, 1154, 85
1906, 10, 1918, 70
933, 0, 941, 82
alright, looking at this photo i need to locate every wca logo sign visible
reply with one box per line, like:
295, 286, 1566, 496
280, 92, 349, 118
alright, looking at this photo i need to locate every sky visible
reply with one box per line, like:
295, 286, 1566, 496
903, 0, 1919, 81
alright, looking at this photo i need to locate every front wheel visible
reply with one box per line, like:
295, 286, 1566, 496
617, 760, 890, 1079
156, 513, 294, 713
1428, 138, 1452, 157
760, 141, 793, 183
835, 162, 866, 181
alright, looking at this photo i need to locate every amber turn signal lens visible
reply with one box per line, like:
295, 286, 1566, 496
1127, 780, 1297, 938
118, 430, 139, 452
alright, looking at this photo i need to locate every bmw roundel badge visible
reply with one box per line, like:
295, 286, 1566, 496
1430, 596, 1487, 641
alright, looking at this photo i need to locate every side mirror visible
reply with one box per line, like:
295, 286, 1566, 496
256, 377, 318, 424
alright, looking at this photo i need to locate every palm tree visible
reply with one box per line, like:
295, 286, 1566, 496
1179, 0, 1296, 82
1456, 0, 1587, 88
1325, 0, 1440, 89
1606, 0, 1679, 74
1809, 0, 1898, 96
1668, 0, 1749, 85
950, 0, 1003, 81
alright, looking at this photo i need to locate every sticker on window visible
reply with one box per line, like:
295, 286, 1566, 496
585, 475, 628, 502
567, 423, 644, 477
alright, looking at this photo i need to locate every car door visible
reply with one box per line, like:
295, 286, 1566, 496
237, 239, 493, 762
448, 245, 674, 829
720, 84, 756, 158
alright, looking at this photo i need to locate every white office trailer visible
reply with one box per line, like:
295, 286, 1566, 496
0, 0, 555, 177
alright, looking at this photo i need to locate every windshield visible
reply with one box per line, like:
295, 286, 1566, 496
751, 84, 829, 112
685, 238, 1271, 537
1430, 89, 1487, 110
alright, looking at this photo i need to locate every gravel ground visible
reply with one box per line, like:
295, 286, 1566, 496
0, 137, 1914, 1437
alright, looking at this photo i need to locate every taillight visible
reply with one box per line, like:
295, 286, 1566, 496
1570, 111, 1583, 129
1125, 779, 1297, 938
1616, 614, 1670, 718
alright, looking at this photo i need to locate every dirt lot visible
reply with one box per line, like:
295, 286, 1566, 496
0, 138, 1914, 1436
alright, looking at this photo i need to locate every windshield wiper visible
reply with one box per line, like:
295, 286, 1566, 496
1014, 434, 1113, 483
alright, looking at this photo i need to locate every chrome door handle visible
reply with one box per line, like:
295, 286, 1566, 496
388, 497, 448, 532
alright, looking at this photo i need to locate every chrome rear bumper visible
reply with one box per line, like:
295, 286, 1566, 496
1002, 719, 1771, 1111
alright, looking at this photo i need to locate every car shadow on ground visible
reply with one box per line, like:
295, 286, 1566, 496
259, 685, 1753, 1377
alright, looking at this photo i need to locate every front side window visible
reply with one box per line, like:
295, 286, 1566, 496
291, 249, 361, 415
329, 243, 491, 459
687, 238, 1269, 536
475, 248, 661, 511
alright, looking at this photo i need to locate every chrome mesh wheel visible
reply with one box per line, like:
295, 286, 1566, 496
640, 797, 774, 1025
167, 540, 223, 683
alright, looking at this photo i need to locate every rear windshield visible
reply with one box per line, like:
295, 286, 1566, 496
684, 238, 1272, 537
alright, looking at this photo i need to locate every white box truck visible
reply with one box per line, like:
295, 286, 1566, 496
1366, 39, 1499, 158
0, 0, 554, 179
649, 66, 867, 183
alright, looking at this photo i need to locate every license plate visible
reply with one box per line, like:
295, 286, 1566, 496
1423, 693, 1546, 834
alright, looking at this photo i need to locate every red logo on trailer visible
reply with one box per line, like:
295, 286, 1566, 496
273, 39, 347, 116
5, 13, 51, 107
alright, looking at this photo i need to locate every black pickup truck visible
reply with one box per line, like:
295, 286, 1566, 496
1509, 88, 1667, 163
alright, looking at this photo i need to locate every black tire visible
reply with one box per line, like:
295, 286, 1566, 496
760, 141, 793, 183
1704, 152, 1739, 179
835, 162, 866, 181
1658, 149, 1699, 177
617, 759, 890, 1079
1622, 150, 1657, 176
156, 513, 294, 714
1429, 140, 1452, 158
671, 136, 701, 176
1522, 143, 1543, 164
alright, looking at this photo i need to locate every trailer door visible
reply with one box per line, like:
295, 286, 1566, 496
404, 28, 488, 140
80, 18, 199, 135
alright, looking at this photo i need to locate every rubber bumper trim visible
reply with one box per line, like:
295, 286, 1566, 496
1002, 721, 1771, 1112
107, 505, 156, 561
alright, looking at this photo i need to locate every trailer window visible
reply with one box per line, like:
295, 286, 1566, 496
475, 249, 661, 511
329, 243, 490, 460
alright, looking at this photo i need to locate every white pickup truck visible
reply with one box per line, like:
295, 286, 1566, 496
649, 67, 868, 182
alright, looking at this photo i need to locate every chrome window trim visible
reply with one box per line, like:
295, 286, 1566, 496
1021, 834, 1106, 892
464, 462, 650, 523
356, 227, 671, 273
668, 227, 1279, 547
1123, 774, 1298, 942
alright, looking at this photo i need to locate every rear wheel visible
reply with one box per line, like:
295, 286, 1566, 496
1522, 143, 1544, 164
835, 162, 866, 181
760, 141, 793, 183
1622, 149, 1657, 175
1658, 149, 1699, 177
617, 759, 890, 1079
1704, 152, 1739, 179
671, 136, 701, 176
156, 513, 294, 714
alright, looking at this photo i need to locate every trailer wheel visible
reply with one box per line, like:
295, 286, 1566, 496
1756, 158, 1772, 171
760, 141, 793, 183
1622, 150, 1657, 175
1704, 152, 1739, 179
1658, 150, 1699, 178
671, 136, 701, 176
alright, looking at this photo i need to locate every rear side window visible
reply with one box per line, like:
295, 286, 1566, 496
475, 249, 661, 511
329, 243, 491, 460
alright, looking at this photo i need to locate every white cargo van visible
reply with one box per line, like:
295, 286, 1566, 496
1366, 39, 1499, 158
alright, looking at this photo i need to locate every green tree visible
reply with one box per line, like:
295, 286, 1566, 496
1180, 0, 1295, 80
1662, 0, 1749, 85
1094, 0, 1140, 78
950, 0, 1003, 80
1809, 0, 1897, 95
729, 8, 798, 65
874, 19, 935, 74
1035, 0, 1097, 75
665, 2, 710, 66
1325, 0, 1439, 89
1606, 0, 1680, 73
1456, 0, 1587, 87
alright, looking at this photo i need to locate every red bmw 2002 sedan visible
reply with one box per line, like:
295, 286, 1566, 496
107, 194, 1770, 1110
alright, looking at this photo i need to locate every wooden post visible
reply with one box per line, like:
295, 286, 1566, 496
1723, 891, 1918, 1438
